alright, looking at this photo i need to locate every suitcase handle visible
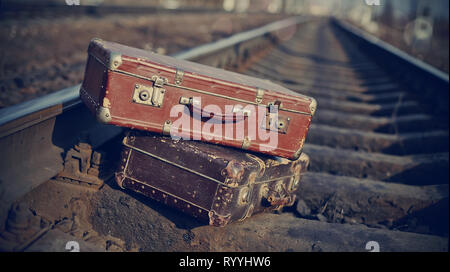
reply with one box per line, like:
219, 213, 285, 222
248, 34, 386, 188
180, 97, 251, 123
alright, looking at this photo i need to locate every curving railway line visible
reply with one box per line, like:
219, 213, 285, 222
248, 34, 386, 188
0, 16, 448, 252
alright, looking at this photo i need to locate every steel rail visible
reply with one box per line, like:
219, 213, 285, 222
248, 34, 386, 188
333, 18, 449, 84
332, 18, 449, 117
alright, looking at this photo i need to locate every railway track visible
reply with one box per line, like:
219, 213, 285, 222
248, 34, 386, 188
242, 19, 449, 238
0, 16, 448, 252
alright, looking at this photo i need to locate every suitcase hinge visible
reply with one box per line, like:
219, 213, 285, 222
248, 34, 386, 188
174, 69, 184, 85
255, 88, 264, 103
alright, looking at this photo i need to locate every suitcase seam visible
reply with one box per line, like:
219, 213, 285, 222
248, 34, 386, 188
127, 69, 312, 116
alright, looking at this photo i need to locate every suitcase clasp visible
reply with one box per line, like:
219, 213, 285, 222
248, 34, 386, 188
261, 101, 290, 134
174, 69, 184, 85
132, 76, 168, 108
255, 88, 265, 103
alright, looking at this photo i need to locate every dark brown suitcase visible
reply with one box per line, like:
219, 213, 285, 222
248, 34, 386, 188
115, 130, 309, 227
81, 38, 317, 159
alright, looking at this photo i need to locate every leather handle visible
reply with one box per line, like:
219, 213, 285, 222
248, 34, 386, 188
180, 97, 251, 123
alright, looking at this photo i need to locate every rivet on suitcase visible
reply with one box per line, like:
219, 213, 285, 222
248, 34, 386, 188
80, 38, 317, 159
115, 130, 310, 227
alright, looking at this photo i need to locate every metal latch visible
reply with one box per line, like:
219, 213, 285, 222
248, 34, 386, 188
132, 76, 168, 108
261, 101, 290, 134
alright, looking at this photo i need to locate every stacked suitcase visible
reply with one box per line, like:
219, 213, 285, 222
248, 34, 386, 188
80, 39, 316, 227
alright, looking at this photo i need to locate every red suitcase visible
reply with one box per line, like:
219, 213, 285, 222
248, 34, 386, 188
81, 38, 316, 159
